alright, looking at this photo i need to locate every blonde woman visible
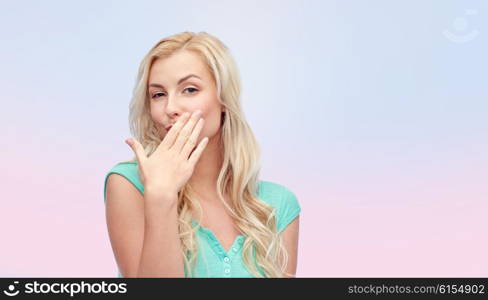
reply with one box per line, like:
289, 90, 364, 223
103, 31, 301, 278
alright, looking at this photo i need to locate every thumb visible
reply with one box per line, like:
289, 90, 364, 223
125, 138, 147, 164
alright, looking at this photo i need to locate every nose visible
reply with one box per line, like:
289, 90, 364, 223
165, 93, 183, 120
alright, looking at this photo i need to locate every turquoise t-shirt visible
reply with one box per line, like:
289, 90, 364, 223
103, 162, 301, 278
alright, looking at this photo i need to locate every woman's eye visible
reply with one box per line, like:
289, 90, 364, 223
151, 88, 197, 99
184, 87, 198, 94
152, 92, 165, 99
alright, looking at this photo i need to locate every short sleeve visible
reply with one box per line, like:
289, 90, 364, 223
103, 162, 144, 204
276, 187, 301, 233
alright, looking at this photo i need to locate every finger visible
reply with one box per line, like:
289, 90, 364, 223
159, 111, 191, 151
188, 137, 209, 166
172, 110, 202, 153
180, 117, 204, 159
125, 138, 147, 165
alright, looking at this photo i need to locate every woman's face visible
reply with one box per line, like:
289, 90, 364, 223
147, 50, 224, 142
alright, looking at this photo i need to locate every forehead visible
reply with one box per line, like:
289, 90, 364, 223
148, 50, 210, 84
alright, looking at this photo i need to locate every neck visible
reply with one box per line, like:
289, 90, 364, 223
188, 130, 224, 200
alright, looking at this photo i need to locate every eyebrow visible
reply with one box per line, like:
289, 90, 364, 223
148, 74, 202, 89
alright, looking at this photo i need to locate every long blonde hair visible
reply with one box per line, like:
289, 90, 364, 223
126, 31, 289, 277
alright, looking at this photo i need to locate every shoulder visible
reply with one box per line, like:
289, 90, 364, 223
103, 161, 144, 203
257, 180, 301, 233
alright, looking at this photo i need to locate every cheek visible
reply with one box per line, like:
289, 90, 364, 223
201, 109, 222, 135
149, 104, 164, 124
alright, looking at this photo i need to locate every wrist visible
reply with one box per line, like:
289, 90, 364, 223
144, 184, 178, 197
144, 187, 178, 206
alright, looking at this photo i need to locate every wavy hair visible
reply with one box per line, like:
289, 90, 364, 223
124, 31, 289, 277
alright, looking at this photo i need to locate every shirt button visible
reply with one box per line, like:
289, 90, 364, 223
232, 247, 238, 252
224, 269, 230, 273
223, 257, 230, 262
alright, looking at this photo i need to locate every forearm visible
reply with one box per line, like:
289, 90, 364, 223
137, 191, 185, 277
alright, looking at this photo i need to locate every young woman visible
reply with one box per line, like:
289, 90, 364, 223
103, 31, 301, 278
